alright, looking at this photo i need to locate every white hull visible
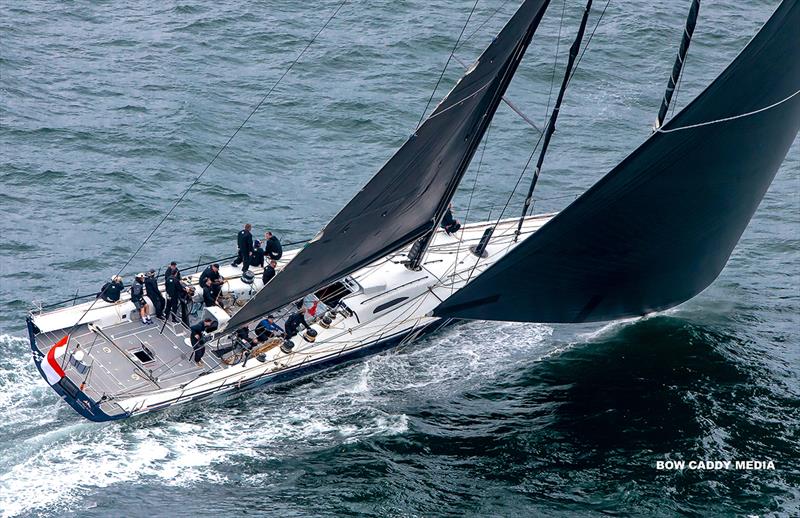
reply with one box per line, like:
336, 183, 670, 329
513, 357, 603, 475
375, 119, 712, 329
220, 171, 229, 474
28, 214, 553, 421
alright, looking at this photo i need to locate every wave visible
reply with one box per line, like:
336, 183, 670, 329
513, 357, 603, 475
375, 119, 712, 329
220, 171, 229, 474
0, 319, 560, 517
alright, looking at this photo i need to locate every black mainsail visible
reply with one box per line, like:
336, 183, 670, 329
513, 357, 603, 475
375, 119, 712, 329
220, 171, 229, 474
435, 0, 800, 323
225, 0, 551, 330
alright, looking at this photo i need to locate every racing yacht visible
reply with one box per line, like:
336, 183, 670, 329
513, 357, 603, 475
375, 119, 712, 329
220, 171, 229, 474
26, 0, 800, 421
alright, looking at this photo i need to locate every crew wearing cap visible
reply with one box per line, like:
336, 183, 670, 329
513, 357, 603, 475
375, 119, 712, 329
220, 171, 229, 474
255, 314, 284, 342
98, 275, 124, 303
131, 273, 152, 324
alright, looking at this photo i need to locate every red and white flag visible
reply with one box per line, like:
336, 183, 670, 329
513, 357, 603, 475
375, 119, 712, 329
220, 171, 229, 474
41, 335, 69, 385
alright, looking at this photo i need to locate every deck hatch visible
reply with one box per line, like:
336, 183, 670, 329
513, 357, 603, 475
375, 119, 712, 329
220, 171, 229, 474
131, 344, 156, 364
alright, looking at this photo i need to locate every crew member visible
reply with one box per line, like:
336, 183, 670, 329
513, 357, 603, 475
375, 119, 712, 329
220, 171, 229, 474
262, 259, 277, 285
177, 282, 194, 326
131, 273, 152, 324
144, 269, 165, 319
190, 318, 215, 366
251, 240, 265, 268
199, 263, 224, 299
202, 278, 220, 308
164, 261, 182, 323
98, 275, 124, 303
232, 223, 254, 272
284, 305, 309, 338
263, 231, 283, 261
441, 203, 461, 234
255, 314, 284, 342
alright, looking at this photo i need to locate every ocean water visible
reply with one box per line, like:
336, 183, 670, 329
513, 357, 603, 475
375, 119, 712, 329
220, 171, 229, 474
1, 0, 798, 516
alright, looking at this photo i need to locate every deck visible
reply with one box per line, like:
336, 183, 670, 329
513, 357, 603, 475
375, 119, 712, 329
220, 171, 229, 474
35, 319, 225, 402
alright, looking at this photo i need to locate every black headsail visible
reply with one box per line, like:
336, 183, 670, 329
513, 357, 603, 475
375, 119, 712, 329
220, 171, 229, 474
434, 0, 800, 323
225, 0, 551, 330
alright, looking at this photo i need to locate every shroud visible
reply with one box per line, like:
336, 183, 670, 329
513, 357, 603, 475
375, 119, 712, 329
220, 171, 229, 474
434, 0, 800, 323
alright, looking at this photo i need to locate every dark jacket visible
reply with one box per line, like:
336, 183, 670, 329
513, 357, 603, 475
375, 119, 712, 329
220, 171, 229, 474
144, 276, 163, 301
262, 264, 276, 285
178, 283, 194, 302
164, 267, 182, 297
264, 235, 282, 260
190, 321, 206, 347
99, 280, 124, 302
238, 229, 254, 255
251, 246, 265, 268
441, 209, 456, 229
202, 284, 217, 307
131, 280, 145, 302
285, 311, 308, 337
199, 266, 221, 286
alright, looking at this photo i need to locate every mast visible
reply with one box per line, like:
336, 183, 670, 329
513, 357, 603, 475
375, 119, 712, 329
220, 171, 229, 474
654, 0, 701, 130
513, 0, 593, 241
406, 2, 553, 271
434, 0, 800, 324
223, 0, 552, 331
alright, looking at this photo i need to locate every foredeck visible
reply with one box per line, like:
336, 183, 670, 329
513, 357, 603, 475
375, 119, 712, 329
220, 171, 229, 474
35, 319, 224, 402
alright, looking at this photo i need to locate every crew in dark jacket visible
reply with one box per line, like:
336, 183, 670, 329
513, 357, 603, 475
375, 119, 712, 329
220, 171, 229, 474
144, 269, 165, 319
262, 259, 277, 285
98, 276, 124, 303
199, 263, 224, 300
251, 240, 265, 268
284, 306, 309, 338
164, 261, 182, 323
441, 203, 461, 234
202, 278, 219, 308
131, 273, 152, 324
177, 283, 194, 326
232, 223, 254, 272
263, 231, 283, 260
190, 318, 215, 366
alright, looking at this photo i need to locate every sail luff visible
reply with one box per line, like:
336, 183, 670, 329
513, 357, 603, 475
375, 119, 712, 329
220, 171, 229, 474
224, 0, 552, 331
514, 0, 593, 240
409, 2, 555, 269
654, 0, 701, 130
434, 0, 800, 323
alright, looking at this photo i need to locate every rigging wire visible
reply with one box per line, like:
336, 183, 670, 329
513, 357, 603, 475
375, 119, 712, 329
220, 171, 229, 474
462, 0, 609, 271
480, 0, 570, 232
461, 0, 513, 46
668, 59, 685, 119
566, 0, 610, 87
58, 0, 349, 346
451, 123, 492, 293
513, 0, 594, 240
415, 0, 482, 129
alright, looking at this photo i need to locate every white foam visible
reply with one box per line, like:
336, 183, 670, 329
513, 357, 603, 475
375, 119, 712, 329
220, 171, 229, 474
0, 321, 564, 517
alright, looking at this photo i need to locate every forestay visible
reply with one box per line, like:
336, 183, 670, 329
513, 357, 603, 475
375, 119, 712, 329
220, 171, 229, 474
435, 0, 800, 323
226, 0, 551, 330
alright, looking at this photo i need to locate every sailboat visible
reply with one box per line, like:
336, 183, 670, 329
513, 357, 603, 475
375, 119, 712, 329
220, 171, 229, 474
26, 0, 799, 422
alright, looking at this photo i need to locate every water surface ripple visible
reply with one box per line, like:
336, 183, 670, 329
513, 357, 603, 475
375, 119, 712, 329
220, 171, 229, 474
1, 0, 798, 516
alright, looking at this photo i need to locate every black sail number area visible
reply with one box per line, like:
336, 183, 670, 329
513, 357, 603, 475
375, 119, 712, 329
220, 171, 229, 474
373, 297, 410, 314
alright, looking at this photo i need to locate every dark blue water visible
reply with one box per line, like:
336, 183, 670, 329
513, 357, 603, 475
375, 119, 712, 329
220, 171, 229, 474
1, 0, 798, 516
